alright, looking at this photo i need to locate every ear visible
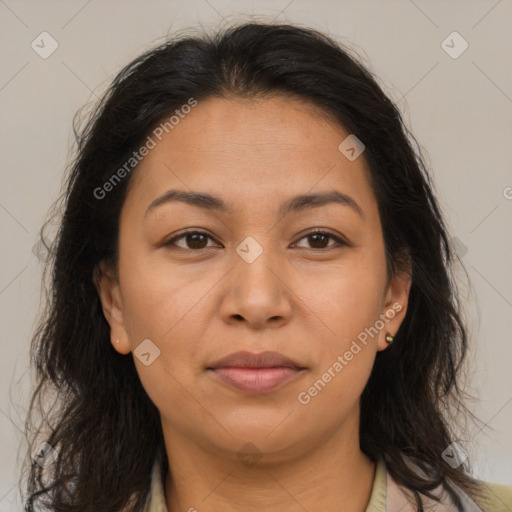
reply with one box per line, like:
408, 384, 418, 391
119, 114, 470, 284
92, 260, 131, 355
377, 259, 412, 352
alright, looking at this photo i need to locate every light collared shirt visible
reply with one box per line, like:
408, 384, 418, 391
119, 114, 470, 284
144, 452, 512, 511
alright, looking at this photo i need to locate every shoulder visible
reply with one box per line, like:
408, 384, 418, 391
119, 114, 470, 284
380, 456, 512, 512
472, 480, 512, 512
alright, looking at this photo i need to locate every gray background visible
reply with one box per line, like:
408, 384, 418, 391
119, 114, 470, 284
1, 0, 511, 509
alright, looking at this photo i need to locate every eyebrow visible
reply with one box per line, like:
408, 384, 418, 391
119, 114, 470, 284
144, 189, 364, 219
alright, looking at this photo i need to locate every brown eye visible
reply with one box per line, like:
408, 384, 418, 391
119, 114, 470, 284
307, 233, 330, 249
165, 231, 218, 250
294, 231, 346, 250
164, 229, 346, 252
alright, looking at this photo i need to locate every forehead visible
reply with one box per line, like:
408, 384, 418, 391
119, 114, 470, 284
125, 95, 375, 217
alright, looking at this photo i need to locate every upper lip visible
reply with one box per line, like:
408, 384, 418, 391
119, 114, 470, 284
207, 350, 304, 369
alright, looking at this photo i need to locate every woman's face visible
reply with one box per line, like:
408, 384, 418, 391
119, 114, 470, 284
96, 95, 411, 462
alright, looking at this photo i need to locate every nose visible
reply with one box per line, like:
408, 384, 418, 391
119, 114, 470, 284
219, 243, 293, 329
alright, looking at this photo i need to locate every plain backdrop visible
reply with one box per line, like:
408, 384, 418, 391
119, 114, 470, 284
1, 0, 511, 509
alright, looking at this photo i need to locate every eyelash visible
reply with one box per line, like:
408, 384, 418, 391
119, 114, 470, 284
163, 229, 347, 251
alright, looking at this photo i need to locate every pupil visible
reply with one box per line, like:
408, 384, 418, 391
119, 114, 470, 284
188, 234, 206, 249
310, 233, 327, 248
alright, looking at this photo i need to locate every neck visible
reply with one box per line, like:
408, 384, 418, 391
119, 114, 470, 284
163, 416, 376, 512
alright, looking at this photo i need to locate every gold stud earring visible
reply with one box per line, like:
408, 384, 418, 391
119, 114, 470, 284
385, 332, 394, 344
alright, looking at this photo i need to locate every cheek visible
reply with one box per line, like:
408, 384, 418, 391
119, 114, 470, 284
294, 271, 382, 417
296, 349, 375, 432
293, 250, 385, 401
299, 249, 386, 343
118, 244, 208, 344
119, 258, 208, 424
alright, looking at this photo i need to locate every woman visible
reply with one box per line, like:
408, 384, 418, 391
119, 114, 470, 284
23, 21, 512, 511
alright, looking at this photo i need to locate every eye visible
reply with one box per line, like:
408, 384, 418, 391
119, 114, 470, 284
164, 230, 220, 250
293, 230, 347, 250
163, 229, 347, 252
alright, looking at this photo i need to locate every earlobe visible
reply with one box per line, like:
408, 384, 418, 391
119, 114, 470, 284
92, 261, 131, 355
378, 265, 412, 352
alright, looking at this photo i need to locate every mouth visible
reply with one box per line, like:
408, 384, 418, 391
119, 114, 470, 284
206, 351, 306, 394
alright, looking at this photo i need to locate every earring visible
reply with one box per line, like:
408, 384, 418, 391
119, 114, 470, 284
385, 332, 394, 344
115, 338, 120, 344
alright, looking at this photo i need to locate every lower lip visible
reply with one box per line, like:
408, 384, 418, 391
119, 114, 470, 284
208, 367, 304, 393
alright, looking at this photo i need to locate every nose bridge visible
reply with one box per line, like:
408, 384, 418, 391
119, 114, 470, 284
221, 233, 292, 326
234, 233, 282, 299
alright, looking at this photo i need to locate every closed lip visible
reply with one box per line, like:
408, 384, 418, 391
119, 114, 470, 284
206, 350, 305, 370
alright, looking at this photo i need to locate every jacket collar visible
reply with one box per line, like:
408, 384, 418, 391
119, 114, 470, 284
144, 451, 483, 511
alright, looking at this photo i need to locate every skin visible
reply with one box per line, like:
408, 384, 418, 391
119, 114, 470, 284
95, 94, 412, 512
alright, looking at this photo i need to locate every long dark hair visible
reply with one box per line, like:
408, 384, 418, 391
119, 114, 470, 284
23, 20, 484, 511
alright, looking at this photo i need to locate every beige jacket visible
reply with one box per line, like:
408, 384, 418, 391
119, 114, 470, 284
144, 453, 512, 511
